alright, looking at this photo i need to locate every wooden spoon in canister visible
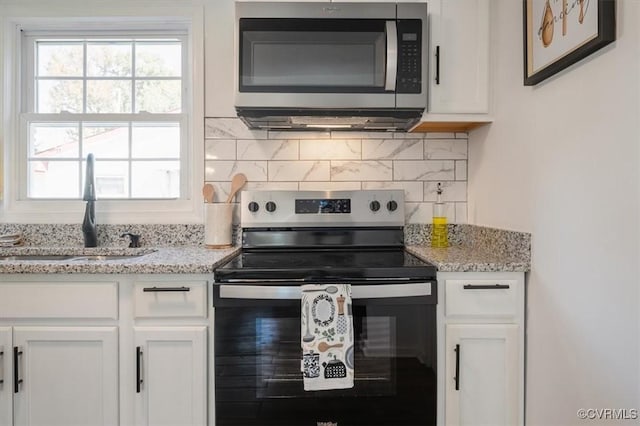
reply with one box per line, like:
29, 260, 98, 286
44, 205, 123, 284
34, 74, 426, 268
202, 183, 215, 203
226, 173, 247, 203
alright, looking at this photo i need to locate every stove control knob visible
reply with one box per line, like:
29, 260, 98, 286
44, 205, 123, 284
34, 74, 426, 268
266, 201, 277, 212
248, 201, 260, 213
369, 200, 381, 212
387, 200, 398, 212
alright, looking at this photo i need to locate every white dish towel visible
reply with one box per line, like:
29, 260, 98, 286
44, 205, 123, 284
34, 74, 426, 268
301, 284, 354, 391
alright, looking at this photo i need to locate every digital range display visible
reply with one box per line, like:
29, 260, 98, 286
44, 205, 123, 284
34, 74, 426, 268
295, 198, 351, 214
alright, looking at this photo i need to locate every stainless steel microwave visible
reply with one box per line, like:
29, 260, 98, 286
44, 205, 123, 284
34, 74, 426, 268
234, 2, 427, 131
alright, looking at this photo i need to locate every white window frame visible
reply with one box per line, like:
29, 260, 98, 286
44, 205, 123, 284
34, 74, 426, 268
22, 32, 188, 201
0, 3, 205, 224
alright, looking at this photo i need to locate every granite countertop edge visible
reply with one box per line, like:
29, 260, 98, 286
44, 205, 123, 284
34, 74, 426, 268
0, 246, 241, 274
406, 245, 531, 273
0, 244, 530, 274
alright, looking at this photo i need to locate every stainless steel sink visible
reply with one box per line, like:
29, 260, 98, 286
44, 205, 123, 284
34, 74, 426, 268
0, 253, 152, 262
68, 255, 146, 261
0, 255, 75, 261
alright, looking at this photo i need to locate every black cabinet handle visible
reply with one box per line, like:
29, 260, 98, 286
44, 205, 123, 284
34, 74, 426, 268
463, 284, 511, 290
13, 346, 23, 394
143, 286, 191, 292
435, 45, 440, 85
136, 346, 143, 393
0, 347, 4, 385
454, 344, 460, 391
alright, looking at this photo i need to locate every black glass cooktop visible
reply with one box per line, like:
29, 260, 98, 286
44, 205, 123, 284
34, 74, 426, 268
213, 249, 437, 283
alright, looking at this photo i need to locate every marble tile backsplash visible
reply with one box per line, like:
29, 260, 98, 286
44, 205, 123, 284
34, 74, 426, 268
204, 118, 468, 224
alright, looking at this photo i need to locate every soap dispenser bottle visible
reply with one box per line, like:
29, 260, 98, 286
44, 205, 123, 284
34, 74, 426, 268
431, 183, 448, 248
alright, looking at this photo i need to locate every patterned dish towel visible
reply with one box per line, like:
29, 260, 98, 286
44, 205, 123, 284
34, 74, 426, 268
301, 284, 354, 391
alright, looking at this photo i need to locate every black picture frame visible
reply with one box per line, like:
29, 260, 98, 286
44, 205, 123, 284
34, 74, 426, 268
523, 0, 616, 86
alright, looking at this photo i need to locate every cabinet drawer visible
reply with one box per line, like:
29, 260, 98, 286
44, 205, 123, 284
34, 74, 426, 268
0, 282, 118, 319
134, 281, 207, 319
445, 279, 517, 318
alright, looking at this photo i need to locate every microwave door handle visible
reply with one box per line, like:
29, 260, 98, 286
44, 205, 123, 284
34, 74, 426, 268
385, 20, 398, 91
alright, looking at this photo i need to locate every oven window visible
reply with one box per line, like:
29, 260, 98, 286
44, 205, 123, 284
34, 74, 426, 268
215, 302, 436, 426
239, 19, 386, 92
255, 316, 396, 400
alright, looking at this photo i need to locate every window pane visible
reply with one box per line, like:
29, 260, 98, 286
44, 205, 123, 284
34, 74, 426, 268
87, 42, 132, 77
135, 42, 181, 77
132, 123, 180, 158
131, 161, 180, 198
37, 80, 83, 113
28, 161, 79, 198
37, 42, 83, 77
83, 123, 129, 158
86, 80, 132, 113
30, 123, 79, 158
135, 80, 181, 113
82, 160, 129, 198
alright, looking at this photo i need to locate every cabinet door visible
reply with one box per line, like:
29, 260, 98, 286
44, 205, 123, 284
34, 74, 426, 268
13, 327, 118, 426
445, 324, 519, 426
134, 327, 207, 426
429, 0, 490, 113
0, 328, 11, 426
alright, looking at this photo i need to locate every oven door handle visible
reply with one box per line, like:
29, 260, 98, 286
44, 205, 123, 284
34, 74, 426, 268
218, 283, 432, 300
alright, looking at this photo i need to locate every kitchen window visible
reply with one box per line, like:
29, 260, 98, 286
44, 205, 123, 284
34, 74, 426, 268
22, 34, 186, 199
0, 9, 204, 223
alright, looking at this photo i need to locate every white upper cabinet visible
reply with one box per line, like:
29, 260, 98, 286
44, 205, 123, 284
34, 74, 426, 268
427, 0, 490, 114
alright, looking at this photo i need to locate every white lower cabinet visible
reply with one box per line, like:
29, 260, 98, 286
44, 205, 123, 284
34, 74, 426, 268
12, 327, 118, 426
0, 327, 11, 426
440, 272, 525, 426
445, 324, 519, 426
133, 327, 207, 426
0, 274, 211, 426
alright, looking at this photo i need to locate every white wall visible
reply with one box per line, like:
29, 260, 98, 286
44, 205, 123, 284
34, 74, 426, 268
469, 1, 640, 424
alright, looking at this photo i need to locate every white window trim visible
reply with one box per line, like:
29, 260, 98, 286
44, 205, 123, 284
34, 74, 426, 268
0, 2, 205, 224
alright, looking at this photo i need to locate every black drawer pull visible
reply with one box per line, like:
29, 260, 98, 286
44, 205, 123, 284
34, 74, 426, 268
143, 286, 191, 292
435, 45, 441, 85
454, 344, 460, 391
14, 347, 23, 394
136, 346, 143, 393
463, 284, 510, 290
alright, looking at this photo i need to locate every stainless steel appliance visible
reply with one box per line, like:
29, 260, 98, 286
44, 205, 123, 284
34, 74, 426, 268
235, 2, 427, 131
213, 190, 437, 426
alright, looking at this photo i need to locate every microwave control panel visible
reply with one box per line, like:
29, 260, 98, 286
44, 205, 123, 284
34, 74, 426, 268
397, 20, 422, 94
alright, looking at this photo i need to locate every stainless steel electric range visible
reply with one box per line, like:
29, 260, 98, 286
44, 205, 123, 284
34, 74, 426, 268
213, 190, 437, 426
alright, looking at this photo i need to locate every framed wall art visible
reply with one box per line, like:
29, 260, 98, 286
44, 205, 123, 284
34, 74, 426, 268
523, 0, 616, 85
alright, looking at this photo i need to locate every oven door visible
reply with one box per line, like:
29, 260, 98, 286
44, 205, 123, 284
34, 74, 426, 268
213, 282, 437, 426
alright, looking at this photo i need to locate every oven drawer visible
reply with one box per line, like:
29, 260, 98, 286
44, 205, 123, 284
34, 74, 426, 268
134, 281, 207, 319
445, 279, 517, 318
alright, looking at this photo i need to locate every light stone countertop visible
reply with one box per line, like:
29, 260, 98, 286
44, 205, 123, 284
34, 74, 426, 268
0, 246, 240, 274
406, 244, 530, 272
0, 244, 529, 274
0, 221, 532, 275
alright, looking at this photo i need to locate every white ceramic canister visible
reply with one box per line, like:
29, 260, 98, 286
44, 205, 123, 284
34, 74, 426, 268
204, 203, 233, 248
